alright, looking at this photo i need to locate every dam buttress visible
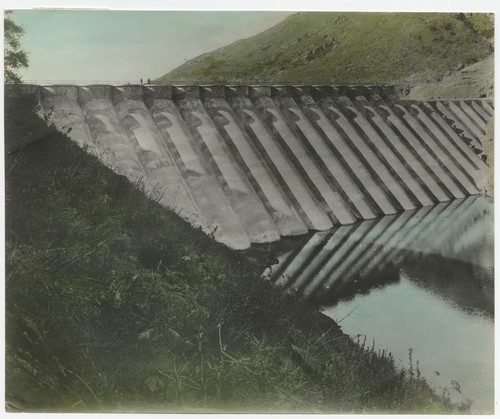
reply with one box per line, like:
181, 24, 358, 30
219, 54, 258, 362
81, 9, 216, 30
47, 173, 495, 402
9, 84, 492, 249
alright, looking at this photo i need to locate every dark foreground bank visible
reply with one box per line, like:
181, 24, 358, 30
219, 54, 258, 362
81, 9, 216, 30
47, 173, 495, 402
5, 91, 458, 413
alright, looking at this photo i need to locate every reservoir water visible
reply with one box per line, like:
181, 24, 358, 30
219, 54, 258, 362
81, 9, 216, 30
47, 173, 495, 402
267, 196, 494, 413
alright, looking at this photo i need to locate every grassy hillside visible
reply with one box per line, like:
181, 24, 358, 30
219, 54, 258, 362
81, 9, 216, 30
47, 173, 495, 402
5, 91, 457, 413
160, 12, 493, 85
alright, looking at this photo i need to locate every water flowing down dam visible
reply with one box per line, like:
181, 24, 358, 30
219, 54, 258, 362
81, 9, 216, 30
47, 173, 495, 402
10, 83, 492, 249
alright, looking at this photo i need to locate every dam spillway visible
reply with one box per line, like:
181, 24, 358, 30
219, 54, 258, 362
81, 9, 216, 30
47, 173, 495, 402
11, 83, 492, 249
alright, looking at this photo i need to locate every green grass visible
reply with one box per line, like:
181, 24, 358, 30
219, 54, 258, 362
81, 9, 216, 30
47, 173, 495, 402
160, 12, 493, 85
5, 91, 457, 413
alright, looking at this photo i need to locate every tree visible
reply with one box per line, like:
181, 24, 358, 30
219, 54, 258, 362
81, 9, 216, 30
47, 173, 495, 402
4, 11, 29, 83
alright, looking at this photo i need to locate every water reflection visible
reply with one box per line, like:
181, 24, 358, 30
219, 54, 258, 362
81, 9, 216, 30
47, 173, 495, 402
270, 196, 493, 313
268, 196, 494, 412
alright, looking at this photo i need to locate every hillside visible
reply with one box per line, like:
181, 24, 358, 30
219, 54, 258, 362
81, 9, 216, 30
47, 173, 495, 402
160, 12, 493, 88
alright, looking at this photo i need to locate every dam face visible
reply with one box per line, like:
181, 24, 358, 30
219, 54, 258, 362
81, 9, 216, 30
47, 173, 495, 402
10, 83, 492, 249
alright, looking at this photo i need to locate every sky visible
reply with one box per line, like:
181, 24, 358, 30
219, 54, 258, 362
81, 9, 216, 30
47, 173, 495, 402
9, 10, 293, 83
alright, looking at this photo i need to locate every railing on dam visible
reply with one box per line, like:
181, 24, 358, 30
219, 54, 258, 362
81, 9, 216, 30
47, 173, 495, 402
15, 80, 400, 88
6, 83, 492, 249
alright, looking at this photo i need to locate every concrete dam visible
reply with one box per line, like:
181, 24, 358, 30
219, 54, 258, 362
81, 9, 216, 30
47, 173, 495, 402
17, 83, 492, 249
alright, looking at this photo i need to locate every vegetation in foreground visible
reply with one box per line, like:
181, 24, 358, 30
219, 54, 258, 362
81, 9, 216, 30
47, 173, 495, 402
5, 92, 457, 413
161, 12, 493, 85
